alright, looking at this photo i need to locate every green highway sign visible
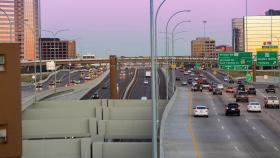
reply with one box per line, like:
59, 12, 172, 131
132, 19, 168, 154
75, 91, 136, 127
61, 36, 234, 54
220, 65, 249, 70
246, 73, 253, 82
256, 52, 278, 66
195, 63, 201, 69
218, 52, 253, 66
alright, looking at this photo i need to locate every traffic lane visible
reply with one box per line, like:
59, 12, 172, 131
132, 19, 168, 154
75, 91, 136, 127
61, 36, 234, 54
202, 72, 280, 156
191, 89, 244, 158
213, 91, 280, 157
158, 68, 166, 99
127, 69, 151, 99
117, 68, 134, 99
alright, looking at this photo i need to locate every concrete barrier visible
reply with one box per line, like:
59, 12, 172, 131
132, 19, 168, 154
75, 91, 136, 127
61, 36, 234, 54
92, 142, 152, 158
160, 89, 178, 158
122, 68, 138, 99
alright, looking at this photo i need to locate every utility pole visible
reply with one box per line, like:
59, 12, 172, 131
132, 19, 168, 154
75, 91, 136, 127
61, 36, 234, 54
110, 55, 118, 99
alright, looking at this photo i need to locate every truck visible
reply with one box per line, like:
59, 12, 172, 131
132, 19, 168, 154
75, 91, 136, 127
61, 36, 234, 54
145, 71, 151, 77
264, 96, 279, 109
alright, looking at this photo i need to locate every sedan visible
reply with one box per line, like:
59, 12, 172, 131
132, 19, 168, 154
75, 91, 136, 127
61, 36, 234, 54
144, 80, 149, 84
247, 101, 261, 112
193, 105, 209, 117
181, 81, 187, 86
225, 87, 235, 93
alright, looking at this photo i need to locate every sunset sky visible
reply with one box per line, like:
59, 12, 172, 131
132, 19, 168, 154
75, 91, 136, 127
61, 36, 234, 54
41, 0, 280, 57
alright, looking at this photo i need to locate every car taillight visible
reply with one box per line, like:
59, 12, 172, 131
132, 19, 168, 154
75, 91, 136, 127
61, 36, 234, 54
195, 110, 198, 112
205, 109, 208, 112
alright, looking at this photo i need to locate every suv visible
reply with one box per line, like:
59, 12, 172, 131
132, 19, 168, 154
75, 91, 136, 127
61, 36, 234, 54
237, 84, 246, 91
247, 87, 256, 95
236, 91, 249, 102
187, 78, 193, 84
265, 85, 276, 93
225, 103, 240, 116
212, 88, 222, 95
191, 84, 202, 92
264, 96, 279, 109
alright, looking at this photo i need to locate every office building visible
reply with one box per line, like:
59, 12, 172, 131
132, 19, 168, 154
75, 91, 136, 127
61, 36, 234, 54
0, 0, 39, 61
191, 37, 216, 58
266, 9, 280, 16
232, 18, 244, 52
40, 38, 76, 60
0, 43, 21, 158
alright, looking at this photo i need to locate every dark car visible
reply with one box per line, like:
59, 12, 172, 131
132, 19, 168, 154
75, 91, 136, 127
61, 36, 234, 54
212, 88, 222, 95
229, 79, 234, 84
187, 78, 193, 84
237, 80, 242, 84
191, 84, 202, 92
225, 103, 240, 116
247, 87, 256, 95
91, 92, 100, 99
102, 84, 108, 89
237, 84, 246, 91
265, 85, 276, 93
176, 77, 181, 81
49, 81, 55, 86
236, 91, 249, 102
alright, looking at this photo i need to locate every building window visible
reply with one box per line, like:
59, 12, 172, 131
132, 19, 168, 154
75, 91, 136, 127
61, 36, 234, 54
0, 55, 5, 71
0, 125, 7, 144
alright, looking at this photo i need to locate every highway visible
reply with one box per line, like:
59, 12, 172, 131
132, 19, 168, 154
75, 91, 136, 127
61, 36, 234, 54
126, 68, 166, 100
81, 68, 135, 99
170, 68, 280, 157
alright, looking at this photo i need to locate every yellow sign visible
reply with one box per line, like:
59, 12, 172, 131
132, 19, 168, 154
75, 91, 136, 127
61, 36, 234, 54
256, 48, 278, 52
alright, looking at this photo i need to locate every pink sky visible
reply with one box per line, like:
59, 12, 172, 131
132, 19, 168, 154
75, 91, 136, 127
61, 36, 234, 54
41, 0, 280, 57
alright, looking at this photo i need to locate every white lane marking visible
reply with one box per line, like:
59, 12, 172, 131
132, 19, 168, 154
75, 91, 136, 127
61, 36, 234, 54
217, 118, 221, 123
252, 126, 256, 130
233, 145, 240, 151
226, 134, 231, 140
260, 134, 266, 139
221, 126, 225, 130
273, 146, 280, 151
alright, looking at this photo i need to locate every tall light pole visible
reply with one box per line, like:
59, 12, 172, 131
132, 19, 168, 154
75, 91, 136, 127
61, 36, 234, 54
165, 9, 191, 98
203, 20, 207, 37
0, 8, 12, 42
149, 1, 157, 158
43, 29, 69, 92
38, 0, 43, 81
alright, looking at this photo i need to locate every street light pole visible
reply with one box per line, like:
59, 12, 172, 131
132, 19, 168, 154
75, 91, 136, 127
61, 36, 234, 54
149, 1, 157, 158
165, 9, 191, 98
203, 20, 207, 37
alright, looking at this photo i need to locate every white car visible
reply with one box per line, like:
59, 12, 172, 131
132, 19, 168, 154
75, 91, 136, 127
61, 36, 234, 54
192, 81, 198, 86
194, 77, 199, 81
193, 105, 209, 117
217, 84, 224, 90
190, 73, 195, 76
141, 96, 148, 100
188, 70, 191, 73
85, 76, 91, 80
224, 77, 229, 82
144, 80, 149, 84
247, 101, 262, 112
181, 81, 187, 86
184, 71, 189, 75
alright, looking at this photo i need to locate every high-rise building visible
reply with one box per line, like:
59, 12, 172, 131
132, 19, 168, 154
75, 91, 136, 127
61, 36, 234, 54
266, 9, 280, 16
191, 37, 216, 58
232, 18, 244, 52
40, 38, 76, 60
0, 0, 39, 61
216, 45, 233, 52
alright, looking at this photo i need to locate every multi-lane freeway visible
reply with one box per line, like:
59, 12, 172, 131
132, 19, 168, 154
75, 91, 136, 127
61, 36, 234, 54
171, 68, 280, 157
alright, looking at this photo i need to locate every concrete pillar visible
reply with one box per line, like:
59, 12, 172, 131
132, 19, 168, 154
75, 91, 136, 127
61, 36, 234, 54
110, 55, 118, 99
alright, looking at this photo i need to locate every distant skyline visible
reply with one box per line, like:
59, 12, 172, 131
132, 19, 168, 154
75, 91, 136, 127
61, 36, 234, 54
41, 0, 280, 57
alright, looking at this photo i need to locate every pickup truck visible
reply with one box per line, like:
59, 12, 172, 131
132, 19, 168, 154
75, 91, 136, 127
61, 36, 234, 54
236, 91, 249, 102
264, 96, 279, 109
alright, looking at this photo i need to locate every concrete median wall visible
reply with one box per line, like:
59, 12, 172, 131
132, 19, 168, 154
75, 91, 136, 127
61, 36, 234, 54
92, 142, 152, 158
98, 120, 152, 139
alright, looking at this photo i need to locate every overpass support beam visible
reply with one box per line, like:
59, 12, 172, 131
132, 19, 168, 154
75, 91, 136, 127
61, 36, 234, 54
110, 55, 118, 99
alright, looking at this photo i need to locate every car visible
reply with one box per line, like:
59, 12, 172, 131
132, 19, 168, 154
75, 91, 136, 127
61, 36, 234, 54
35, 83, 43, 90
229, 79, 235, 84
224, 77, 229, 82
141, 96, 148, 100
237, 80, 242, 84
212, 88, 222, 95
191, 84, 203, 92
264, 96, 279, 109
247, 87, 256, 95
225, 87, 235, 93
192, 81, 198, 86
49, 81, 55, 86
193, 105, 209, 117
91, 92, 100, 99
265, 85, 276, 93
202, 83, 210, 89
187, 78, 193, 84
188, 70, 191, 73
190, 73, 195, 76
194, 77, 199, 81
247, 101, 261, 112
176, 77, 181, 81
181, 81, 188, 86
144, 80, 149, 84
85, 76, 91, 80
217, 84, 224, 90
184, 71, 189, 75
225, 103, 240, 116
236, 91, 249, 102
102, 84, 108, 89
237, 84, 246, 91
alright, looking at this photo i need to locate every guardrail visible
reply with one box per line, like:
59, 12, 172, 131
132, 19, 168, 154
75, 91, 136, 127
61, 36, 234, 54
160, 89, 178, 158
122, 68, 138, 99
